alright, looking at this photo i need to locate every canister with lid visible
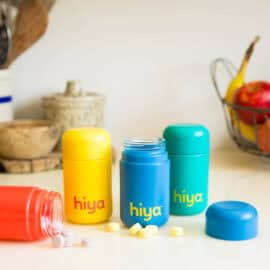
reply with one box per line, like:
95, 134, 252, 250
163, 124, 210, 215
62, 127, 112, 224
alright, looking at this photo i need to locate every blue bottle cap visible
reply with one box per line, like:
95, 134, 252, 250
205, 201, 258, 241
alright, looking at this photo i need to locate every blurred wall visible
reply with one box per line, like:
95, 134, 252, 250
11, 0, 270, 150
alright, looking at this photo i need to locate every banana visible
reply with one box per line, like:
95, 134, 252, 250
236, 121, 257, 142
225, 36, 260, 143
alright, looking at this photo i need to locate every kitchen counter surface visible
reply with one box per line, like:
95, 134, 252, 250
0, 151, 270, 270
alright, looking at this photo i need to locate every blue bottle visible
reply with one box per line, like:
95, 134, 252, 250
120, 138, 170, 227
163, 124, 210, 215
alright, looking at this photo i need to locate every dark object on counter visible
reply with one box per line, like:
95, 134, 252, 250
0, 11, 11, 65
3, 0, 48, 67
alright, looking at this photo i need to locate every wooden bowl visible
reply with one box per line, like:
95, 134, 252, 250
0, 120, 61, 160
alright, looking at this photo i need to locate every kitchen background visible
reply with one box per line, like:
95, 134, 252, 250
10, 0, 270, 151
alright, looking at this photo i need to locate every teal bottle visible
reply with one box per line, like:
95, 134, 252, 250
163, 124, 210, 215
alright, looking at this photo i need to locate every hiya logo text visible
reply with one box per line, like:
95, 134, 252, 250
129, 202, 162, 221
73, 196, 105, 214
173, 189, 203, 207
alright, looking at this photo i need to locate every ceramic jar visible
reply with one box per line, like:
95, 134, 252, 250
42, 81, 105, 148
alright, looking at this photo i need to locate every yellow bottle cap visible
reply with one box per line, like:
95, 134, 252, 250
62, 128, 112, 160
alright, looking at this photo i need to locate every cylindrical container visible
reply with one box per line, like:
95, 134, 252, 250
163, 124, 210, 215
43, 80, 105, 149
62, 127, 112, 224
0, 70, 13, 122
120, 138, 170, 227
0, 186, 63, 241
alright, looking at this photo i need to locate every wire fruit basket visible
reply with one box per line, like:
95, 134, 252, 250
210, 58, 270, 158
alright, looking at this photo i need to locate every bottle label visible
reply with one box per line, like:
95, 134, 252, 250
73, 196, 105, 214
129, 202, 162, 221
173, 189, 203, 208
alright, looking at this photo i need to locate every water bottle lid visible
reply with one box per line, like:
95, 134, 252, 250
62, 127, 112, 160
205, 201, 258, 241
163, 124, 209, 155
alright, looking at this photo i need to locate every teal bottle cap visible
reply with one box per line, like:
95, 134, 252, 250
163, 124, 210, 155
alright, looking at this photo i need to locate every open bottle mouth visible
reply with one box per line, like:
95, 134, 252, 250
124, 137, 165, 151
41, 191, 63, 237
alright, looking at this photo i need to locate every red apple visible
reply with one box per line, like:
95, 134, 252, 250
258, 119, 270, 154
234, 81, 270, 125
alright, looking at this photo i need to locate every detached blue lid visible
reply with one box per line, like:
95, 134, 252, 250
163, 124, 209, 155
206, 201, 258, 241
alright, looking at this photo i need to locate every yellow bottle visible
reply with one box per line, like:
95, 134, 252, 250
62, 128, 112, 224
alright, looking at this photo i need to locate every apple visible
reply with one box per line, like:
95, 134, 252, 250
258, 119, 270, 154
233, 81, 270, 125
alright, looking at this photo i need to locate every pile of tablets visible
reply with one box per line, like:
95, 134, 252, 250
51, 230, 90, 248
106, 222, 184, 239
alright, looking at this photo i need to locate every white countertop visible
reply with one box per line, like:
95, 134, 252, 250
0, 151, 270, 270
